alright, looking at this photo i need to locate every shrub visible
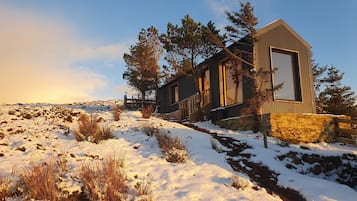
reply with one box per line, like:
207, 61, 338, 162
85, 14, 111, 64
0, 176, 12, 200
155, 130, 188, 163
20, 161, 58, 201
143, 126, 159, 137
232, 175, 250, 190
74, 114, 114, 143
134, 179, 153, 201
210, 137, 223, 153
113, 105, 121, 121
141, 104, 153, 119
80, 157, 128, 201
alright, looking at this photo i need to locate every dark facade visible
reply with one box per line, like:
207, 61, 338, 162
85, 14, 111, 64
158, 75, 196, 113
158, 19, 316, 121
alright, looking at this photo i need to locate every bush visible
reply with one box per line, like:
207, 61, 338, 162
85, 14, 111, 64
143, 126, 159, 137
155, 130, 188, 163
141, 104, 153, 119
210, 137, 223, 153
0, 176, 12, 200
134, 179, 153, 201
113, 104, 121, 121
20, 161, 58, 201
232, 175, 250, 190
74, 114, 114, 143
80, 157, 128, 201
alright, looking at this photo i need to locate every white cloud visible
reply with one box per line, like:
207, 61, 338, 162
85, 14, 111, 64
115, 84, 138, 98
0, 6, 126, 104
72, 43, 129, 62
205, 0, 231, 18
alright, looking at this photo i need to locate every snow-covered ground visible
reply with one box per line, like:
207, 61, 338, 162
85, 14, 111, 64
0, 101, 356, 201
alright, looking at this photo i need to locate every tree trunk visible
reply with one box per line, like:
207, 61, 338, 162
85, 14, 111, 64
141, 90, 145, 108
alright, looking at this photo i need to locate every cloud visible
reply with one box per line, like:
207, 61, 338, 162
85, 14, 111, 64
115, 84, 138, 98
205, 0, 231, 18
72, 43, 129, 62
0, 6, 125, 104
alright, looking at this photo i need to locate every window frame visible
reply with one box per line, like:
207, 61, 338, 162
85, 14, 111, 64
170, 84, 179, 105
270, 47, 302, 102
219, 59, 244, 107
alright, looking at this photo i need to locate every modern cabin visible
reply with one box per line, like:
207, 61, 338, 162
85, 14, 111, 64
158, 19, 316, 124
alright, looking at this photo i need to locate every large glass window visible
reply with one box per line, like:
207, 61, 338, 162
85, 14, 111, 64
199, 69, 211, 106
170, 84, 179, 104
271, 48, 302, 101
220, 60, 243, 106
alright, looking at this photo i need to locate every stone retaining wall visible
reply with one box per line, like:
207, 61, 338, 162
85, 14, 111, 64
215, 113, 351, 143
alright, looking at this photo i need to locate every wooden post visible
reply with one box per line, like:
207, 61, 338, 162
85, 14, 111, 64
261, 108, 268, 148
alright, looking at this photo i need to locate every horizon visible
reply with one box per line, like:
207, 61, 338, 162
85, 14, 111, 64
1, 0, 357, 104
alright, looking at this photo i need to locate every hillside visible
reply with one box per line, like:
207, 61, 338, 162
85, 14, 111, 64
0, 101, 356, 201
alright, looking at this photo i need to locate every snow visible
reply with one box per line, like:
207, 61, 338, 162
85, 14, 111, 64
1, 101, 356, 200
195, 121, 357, 201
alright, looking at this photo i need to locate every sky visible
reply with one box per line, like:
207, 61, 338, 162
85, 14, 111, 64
1, 0, 357, 104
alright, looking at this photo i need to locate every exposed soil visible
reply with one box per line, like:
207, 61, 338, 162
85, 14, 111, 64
187, 124, 306, 201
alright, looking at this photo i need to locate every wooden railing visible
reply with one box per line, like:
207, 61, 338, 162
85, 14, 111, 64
179, 89, 210, 120
334, 118, 357, 145
124, 96, 155, 111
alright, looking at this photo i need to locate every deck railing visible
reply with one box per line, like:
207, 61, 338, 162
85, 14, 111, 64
179, 89, 210, 120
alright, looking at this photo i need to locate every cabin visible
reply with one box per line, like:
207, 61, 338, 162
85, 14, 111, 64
158, 19, 316, 130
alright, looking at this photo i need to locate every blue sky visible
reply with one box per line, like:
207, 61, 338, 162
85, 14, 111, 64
1, 0, 357, 103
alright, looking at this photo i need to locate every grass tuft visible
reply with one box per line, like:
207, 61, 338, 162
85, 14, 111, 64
232, 175, 250, 190
0, 176, 13, 200
210, 137, 223, 153
154, 129, 188, 163
74, 113, 114, 143
141, 105, 153, 119
113, 104, 121, 121
134, 179, 153, 201
20, 161, 58, 201
80, 156, 128, 201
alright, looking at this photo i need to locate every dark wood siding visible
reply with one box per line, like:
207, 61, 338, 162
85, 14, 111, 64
256, 24, 315, 114
158, 76, 197, 113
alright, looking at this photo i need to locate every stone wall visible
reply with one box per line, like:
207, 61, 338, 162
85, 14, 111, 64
267, 113, 350, 143
215, 113, 351, 144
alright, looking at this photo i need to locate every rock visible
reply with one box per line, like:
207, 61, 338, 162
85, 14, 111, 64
310, 164, 322, 175
133, 143, 141, 149
0, 132, 5, 140
302, 154, 321, 164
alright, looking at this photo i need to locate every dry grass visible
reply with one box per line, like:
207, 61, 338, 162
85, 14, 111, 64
134, 179, 153, 201
80, 156, 128, 201
20, 161, 58, 201
232, 175, 250, 190
113, 104, 121, 121
0, 176, 12, 200
141, 104, 153, 119
74, 113, 114, 143
155, 130, 188, 163
143, 126, 159, 137
210, 137, 223, 153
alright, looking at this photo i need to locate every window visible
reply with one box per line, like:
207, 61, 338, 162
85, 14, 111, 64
219, 60, 243, 106
199, 69, 210, 106
170, 85, 179, 104
271, 48, 302, 101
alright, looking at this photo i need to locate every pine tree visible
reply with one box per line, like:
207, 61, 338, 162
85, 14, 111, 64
318, 66, 357, 116
160, 15, 222, 119
123, 26, 163, 103
208, 2, 282, 136
311, 60, 327, 113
